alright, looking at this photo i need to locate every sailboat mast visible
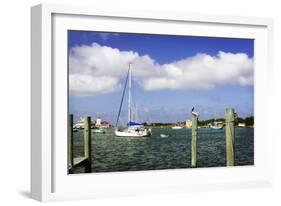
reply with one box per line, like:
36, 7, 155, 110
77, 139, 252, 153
128, 63, 132, 123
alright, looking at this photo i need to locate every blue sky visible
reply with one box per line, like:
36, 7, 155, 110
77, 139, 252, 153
68, 30, 254, 124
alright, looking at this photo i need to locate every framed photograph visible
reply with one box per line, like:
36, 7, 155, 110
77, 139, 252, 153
31, 3, 274, 201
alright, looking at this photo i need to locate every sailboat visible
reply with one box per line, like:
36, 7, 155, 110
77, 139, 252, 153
115, 64, 152, 137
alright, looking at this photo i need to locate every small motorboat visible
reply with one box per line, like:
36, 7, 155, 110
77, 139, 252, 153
92, 128, 106, 133
171, 126, 183, 130
210, 125, 223, 130
160, 134, 169, 138
210, 121, 223, 130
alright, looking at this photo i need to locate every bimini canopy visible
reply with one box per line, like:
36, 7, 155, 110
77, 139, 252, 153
127, 121, 143, 126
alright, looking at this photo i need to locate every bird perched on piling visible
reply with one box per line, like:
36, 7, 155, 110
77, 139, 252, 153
191, 107, 199, 117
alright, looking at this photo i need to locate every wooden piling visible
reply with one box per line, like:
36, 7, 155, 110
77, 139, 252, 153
225, 108, 235, 166
84, 116, 92, 173
68, 114, 74, 168
191, 114, 198, 167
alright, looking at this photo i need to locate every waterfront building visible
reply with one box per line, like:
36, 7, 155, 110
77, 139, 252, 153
186, 119, 192, 128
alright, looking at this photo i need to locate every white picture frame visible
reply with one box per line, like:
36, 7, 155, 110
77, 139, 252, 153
31, 3, 274, 202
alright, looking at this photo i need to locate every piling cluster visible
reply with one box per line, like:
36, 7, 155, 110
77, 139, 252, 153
191, 108, 235, 167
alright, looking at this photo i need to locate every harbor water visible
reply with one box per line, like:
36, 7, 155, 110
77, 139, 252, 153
72, 128, 254, 173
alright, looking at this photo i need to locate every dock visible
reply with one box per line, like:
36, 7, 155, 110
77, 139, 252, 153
68, 115, 92, 173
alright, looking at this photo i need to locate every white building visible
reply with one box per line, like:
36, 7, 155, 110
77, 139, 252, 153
96, 118, 102, 126
186, 120, 192, 128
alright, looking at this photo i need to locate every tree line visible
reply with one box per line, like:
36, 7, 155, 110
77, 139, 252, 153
197, 116, 254, 127
142, 116, 254, 127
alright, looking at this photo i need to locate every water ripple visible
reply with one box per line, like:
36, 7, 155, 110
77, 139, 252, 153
72, 128, 254, 173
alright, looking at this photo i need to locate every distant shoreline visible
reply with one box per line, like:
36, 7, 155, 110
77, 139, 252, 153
140, 116, 254, 128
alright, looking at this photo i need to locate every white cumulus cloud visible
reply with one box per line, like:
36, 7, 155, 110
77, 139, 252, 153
69, 43, 253, 96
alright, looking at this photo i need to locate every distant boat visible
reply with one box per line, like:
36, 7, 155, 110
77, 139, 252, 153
115, 64, 152, 137
210, 121, 223, 130
73, 117, 85, 129
160, 134, 169, 138
171, 126, 183, 130
92, 128, 106, 133
210, 125, 223, 130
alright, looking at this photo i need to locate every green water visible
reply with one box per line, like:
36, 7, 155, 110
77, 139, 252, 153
72, 128, 254, 173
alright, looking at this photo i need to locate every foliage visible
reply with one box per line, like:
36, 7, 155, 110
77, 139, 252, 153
142, 116, 254, 127
198, 116, 254, 127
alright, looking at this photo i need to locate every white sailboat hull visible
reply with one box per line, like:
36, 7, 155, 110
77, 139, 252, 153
115, 128, 151, 137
